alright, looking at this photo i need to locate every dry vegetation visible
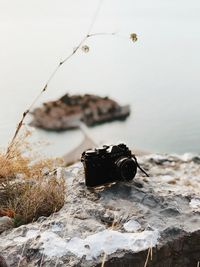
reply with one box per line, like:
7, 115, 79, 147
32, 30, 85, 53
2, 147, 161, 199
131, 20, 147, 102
0, 0, 137, 231
0, 130, 65, 227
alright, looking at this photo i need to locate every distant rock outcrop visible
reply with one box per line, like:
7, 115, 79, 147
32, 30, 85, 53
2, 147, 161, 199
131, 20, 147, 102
30, 94, 130, 131
1, 154, 200, 266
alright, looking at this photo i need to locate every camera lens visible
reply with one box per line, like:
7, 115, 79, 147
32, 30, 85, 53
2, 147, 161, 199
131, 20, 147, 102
115, 157, 137, 181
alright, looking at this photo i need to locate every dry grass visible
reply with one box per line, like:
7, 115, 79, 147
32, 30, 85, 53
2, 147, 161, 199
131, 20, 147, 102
0, 131, 32, 182
0, 130, 65, 227
4, 177, 65, 226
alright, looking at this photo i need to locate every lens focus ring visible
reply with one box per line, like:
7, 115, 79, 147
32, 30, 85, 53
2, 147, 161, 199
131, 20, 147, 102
115, 157, 137, 181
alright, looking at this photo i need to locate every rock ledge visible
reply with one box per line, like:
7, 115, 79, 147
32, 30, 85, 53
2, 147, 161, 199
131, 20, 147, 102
0, 153, 200, 267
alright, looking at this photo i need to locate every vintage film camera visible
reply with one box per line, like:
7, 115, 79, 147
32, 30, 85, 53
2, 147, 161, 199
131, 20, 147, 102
81, 143, 148, 187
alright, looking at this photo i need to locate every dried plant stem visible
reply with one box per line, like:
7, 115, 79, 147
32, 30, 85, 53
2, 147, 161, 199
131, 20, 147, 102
144, 247, 152, 267
87, 0, 103, 34
6, 30, 116, 156
101, 253, 107, 267
6, 0, 116, 156
150, 246, 153, 260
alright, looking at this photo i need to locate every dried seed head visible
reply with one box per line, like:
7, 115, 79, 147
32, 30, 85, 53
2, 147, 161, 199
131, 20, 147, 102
81, 45, 90, 53
130, 33, 138, 43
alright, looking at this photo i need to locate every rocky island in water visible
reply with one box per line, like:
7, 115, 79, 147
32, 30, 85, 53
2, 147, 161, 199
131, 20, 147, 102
30, 93, 130, 131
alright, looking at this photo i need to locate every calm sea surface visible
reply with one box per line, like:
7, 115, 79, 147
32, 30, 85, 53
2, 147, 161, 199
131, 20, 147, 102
0, 0, 200, 156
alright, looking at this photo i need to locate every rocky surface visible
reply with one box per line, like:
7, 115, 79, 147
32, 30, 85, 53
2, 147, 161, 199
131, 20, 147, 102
0, 153, 200, 267
0, 217, 14, 234
30, 94, 130, 131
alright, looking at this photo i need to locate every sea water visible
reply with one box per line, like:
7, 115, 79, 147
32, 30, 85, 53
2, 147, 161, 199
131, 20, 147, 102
0, 0, 200, 156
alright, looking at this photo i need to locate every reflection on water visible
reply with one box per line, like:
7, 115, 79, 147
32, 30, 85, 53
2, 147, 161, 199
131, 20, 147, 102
0, 0, 200, 156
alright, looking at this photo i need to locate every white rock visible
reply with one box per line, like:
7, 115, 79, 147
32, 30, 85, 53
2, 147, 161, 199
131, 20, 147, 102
189, 198, 200, 210
40, 229, 159, 260
123, 220, 141, 232
179, 153, 194, 162
14, 229, 40, 243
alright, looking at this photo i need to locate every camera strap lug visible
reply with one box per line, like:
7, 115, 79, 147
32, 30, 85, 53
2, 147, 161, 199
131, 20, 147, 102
132, 154, 149, 177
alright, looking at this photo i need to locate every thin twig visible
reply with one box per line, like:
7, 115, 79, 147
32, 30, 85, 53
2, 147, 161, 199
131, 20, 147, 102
143, 247, 151, 267
88, 32, 116, 38
6, 0, 115, 156
101, 253, 107, 267
150, 246, 153, 260
87, 0, 104, 34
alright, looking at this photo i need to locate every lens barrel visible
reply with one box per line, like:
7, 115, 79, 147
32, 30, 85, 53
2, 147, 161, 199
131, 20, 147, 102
115, 157, 137, 181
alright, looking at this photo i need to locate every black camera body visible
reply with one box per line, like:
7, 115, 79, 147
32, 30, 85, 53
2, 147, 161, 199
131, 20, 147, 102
81, 144, 138, 187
